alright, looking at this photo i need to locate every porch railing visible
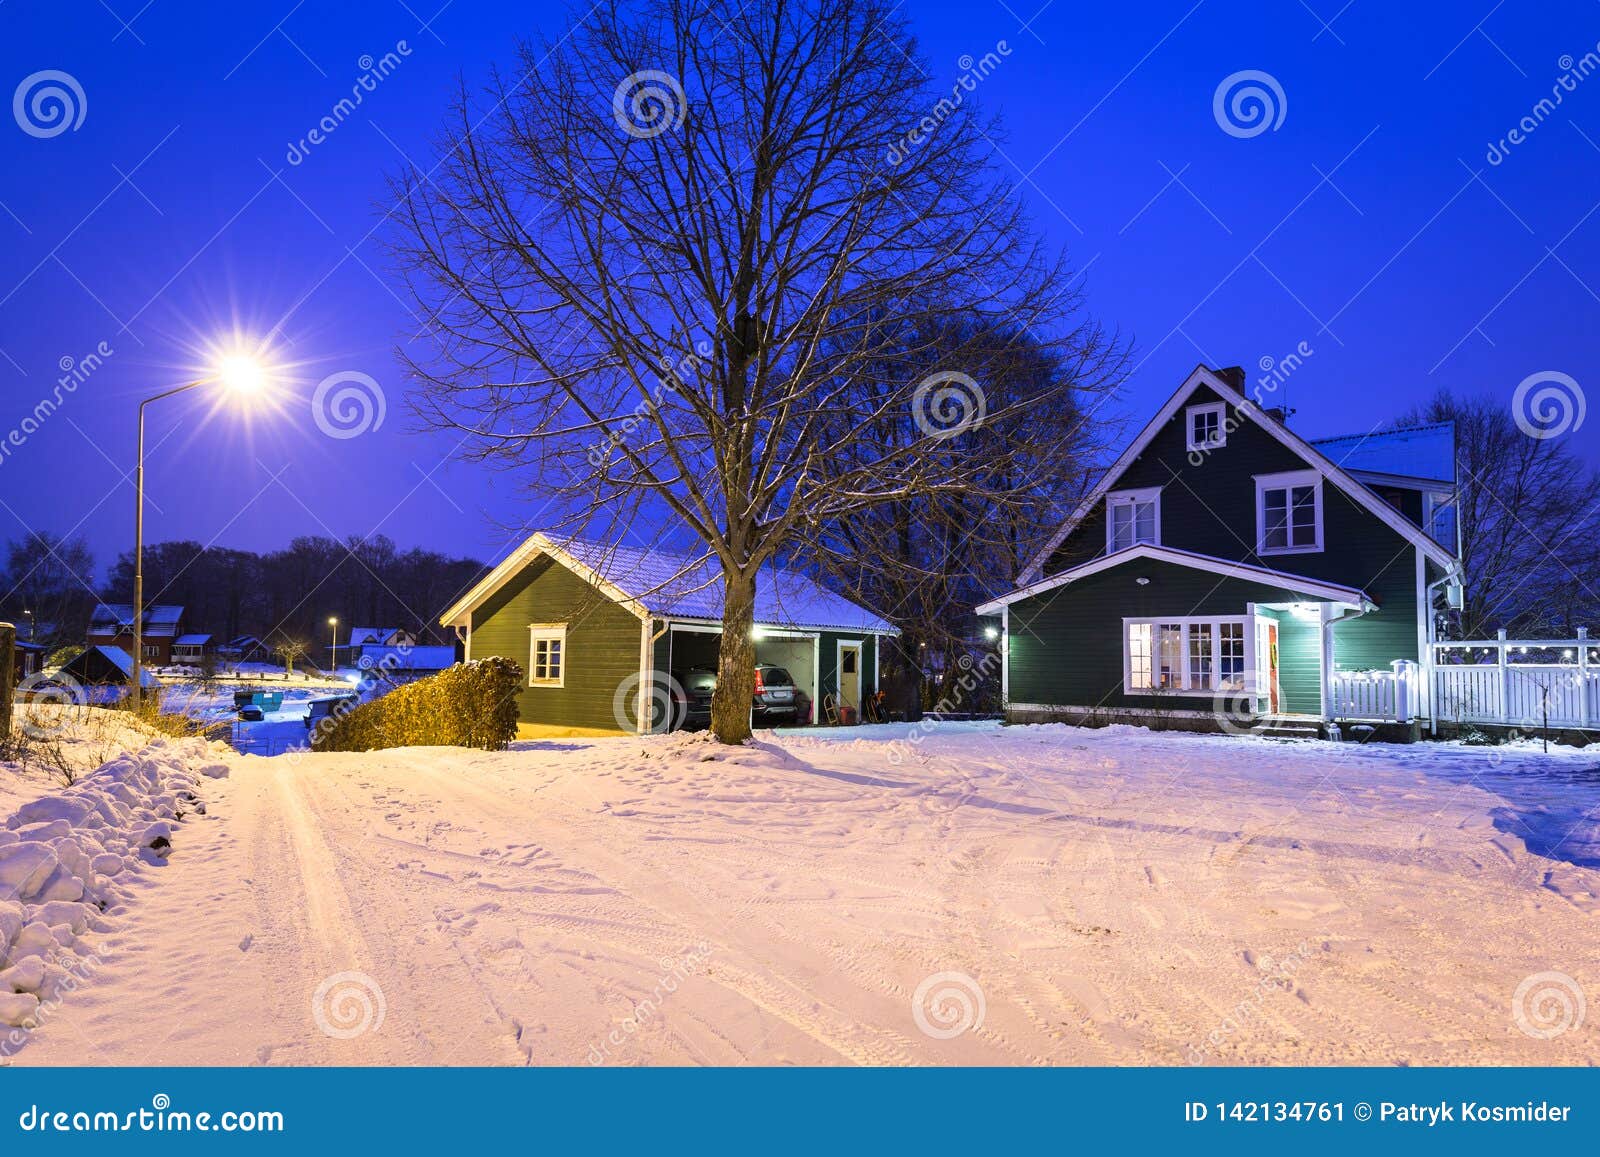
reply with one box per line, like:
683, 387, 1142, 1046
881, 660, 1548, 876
1330, 660, 1417, 722
1432, 629, 1599, 729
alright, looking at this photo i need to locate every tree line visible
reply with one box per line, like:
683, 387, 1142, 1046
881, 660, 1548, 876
0, 533, 486, 655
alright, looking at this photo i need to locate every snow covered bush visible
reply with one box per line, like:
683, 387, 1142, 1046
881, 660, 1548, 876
310, 657, 521, 753
0, 736, 226, 1032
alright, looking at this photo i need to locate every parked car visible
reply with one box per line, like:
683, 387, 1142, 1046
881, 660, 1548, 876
667, 664, 800, 730
304, 693, 360, 730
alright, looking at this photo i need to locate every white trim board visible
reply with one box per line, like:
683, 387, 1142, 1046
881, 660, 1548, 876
1015, 365, 1460, 585
976, 543, 1373, 614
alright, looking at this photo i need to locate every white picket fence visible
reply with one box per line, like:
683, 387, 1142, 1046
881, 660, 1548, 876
1432, 631, 1600, 729
1330, 660, 1418, 722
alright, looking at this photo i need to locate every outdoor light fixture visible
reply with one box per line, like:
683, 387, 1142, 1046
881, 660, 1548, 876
218, 355, 267, 395
1135, 577, 1150, 586
130, 347, 275, 710
984, 626, 999, 640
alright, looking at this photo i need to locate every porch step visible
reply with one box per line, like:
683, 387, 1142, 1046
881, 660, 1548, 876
1256, 717, 1324, 740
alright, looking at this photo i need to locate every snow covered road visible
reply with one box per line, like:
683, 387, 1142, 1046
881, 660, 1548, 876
10, 723, 1599, 1065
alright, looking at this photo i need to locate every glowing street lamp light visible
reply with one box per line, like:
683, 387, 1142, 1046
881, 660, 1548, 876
329, 616, 340, 673
131, 353, 270, 710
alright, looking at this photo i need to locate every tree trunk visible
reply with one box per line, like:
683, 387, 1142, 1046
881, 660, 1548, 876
0, 621, 15, 740
711, 568, 757, 744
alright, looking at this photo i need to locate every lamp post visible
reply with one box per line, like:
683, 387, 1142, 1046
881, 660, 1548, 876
131, 356, 266, 711
21, 608, 33, 641
328, 616, 339, 674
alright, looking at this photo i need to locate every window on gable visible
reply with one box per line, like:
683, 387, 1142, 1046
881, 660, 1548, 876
1256, 470, 1323, 555
1106, 487, 1160, 553
1186, 402, 1228, 452
528, 624, 567, 687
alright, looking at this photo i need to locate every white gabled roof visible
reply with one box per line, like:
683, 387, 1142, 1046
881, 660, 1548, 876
441, 532, 895, 635
1016, 365, 1459, 585
977, 543, 1374, 615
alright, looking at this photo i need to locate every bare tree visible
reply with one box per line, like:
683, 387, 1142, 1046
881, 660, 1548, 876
271, 635, 311, 679
393, 0, 1118, 741
1400, 390, 1600, 637
800, 314, 1114, 702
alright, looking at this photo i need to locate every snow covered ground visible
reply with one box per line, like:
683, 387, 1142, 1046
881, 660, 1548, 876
1, 709, 229, 1051
4, 721, 1597, 1065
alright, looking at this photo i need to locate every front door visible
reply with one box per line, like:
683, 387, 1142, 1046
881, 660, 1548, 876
1255, 618, 1281, 714
838, 643, 862, 709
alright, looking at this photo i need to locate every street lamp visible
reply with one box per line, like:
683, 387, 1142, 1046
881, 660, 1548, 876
130, 355, 268, 710
21, 608, 33, 641
328, 616, 339, 674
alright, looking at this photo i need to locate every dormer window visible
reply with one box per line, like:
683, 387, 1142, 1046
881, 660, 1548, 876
1186, 402, 1228, 452
1106, 487, 1160, 552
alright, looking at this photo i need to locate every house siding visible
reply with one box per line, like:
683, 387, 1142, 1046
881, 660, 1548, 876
470, 555, 642, 732
1008, 558, 1325, 711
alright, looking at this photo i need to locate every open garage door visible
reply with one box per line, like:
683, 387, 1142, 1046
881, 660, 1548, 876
755, 631, 818, 726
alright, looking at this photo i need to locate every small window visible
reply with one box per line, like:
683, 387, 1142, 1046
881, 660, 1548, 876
1186, 402, 1228, 452
1106, 487, 1161, 553
841, 652, 857, 675
528, 624, 567, 687
1256, 470, 1323, 555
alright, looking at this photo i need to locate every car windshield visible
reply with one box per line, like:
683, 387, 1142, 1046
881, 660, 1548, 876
761, 667, 793, 686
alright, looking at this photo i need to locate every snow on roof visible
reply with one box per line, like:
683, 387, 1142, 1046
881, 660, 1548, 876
557, 538, 896, 634
357, 645, 456, 671
70, 645, 160, 687
1310, 422, 1455, 484
174, 634, 212, 646
350, 627, 410, 645
90, 604, 185, 636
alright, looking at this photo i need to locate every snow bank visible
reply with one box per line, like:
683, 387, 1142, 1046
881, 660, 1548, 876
0, 737, 227, 1029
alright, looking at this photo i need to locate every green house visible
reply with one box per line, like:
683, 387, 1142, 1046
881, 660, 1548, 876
976, 365, 1463, 736
440, 533, 896, 737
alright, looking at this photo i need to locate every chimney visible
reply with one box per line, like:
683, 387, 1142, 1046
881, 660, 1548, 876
1213, 365, 1246, 391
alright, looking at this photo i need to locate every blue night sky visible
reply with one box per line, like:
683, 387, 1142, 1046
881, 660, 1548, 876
2, 0, 1597, 575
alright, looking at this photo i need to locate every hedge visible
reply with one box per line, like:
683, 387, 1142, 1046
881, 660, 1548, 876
309, 657, 522, 753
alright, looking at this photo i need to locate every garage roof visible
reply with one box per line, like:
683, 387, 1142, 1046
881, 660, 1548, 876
441, 532, 895, 635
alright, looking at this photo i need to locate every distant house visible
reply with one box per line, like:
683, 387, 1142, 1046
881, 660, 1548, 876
58, 645, 160, 689
11, 638, 48, 681
170, 634, 213, 666
217, 635, 273, 664
440, 532, 895, 736
356, 644, 458, 686
349, 627, 417, 650
87, 604, 187, 667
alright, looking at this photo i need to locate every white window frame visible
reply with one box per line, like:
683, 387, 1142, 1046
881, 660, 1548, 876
1185, 401, 1228, 452
1105, 486, 1162, 553
528, 623, 567, 687
1122, 616, 1253, 697
1255, 469, 1324, 556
